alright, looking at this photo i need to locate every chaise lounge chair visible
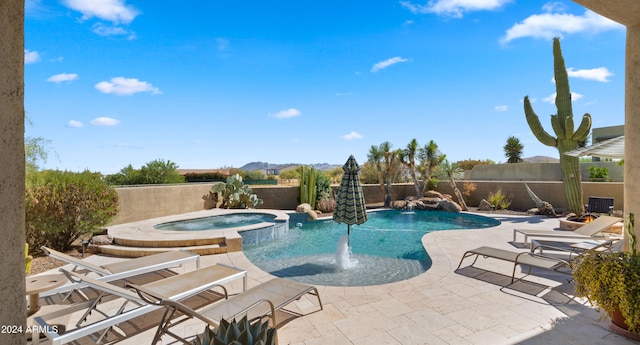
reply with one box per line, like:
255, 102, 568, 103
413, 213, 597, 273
33, 263, 247, 345
530, 237, 622, 257
513, 215, 621, 244
456, 246, 572, 283
131, 277, 323, 344
41, 247, 201, 297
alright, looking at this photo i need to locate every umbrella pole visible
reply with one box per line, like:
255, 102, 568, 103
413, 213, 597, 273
347, 224, 351, 246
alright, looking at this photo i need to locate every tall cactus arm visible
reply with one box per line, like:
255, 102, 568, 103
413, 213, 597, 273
573, 113, 592, 141
550, 115, 564, 139
524, 96, 557, 147
564, 114, 575, 139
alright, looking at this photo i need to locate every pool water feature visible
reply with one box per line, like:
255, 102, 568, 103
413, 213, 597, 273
241, 210, 500, 286
154, 213, 277, 231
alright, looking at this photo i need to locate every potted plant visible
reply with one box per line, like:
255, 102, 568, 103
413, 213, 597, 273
572, 213, 640, 337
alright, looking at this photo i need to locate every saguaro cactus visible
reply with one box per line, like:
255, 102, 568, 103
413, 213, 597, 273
524, 37, 591, 215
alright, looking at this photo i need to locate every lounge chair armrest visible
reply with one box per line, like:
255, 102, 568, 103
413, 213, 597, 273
126, 283, 165, 305
162, 299, 222, 326
231, 299, 277, 324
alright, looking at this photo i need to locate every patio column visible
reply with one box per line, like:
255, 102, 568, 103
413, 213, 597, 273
0, 0, 26, 343
625, 25, 640, 241
572, 0, 640, 249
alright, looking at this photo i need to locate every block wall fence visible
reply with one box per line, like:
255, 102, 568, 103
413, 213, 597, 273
109, 181, 623, 225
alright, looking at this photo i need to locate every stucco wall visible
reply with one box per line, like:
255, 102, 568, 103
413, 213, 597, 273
110, 181, 624, 225
467, 162, 624, 182
0, 0, 27, 341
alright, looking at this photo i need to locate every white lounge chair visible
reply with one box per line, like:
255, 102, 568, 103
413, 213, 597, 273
134, 277, 323, 344
513, 215, 621, 244
32, 264, 247, 345
41, 247, 201, 297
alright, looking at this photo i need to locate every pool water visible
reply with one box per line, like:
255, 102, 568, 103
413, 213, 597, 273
241, 210, 500, 286
154, 213, 276, 231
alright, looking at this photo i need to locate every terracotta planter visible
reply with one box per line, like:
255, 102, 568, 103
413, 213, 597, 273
609, 310, 640, 341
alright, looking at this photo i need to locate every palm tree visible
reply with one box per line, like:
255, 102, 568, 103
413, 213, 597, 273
440, 160, 468, 211
418, 140, 446, 194
504, 136, 524, 163
367, 141, 397, 207
399, 138, 421, 197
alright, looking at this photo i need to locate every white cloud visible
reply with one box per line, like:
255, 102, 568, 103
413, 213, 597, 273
92, 23, 136, 39
501, 9, 623, 43
95, 77, 160, 95
270, 108, 301, 119
567, 67, 613, 82
543, 92, 583, 104
400, 0, 512, 18
91, 117, 120, 126
494, 105, 508, 112
371, 56, 409, 72
62, 0, 139, 24
47, 73, 79, 83
24, 49, 40, 64
341, 131, 363, 140
67, 120, 83, 128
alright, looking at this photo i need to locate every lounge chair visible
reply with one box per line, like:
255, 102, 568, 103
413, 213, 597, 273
32, 263, 247, 345
41, 247, 201, 297
513, 215, 621, 244
133, 277, 323, 344
530, 237, 622, 257
456, 246, 572, 283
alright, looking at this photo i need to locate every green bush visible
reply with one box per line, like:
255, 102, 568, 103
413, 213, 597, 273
26, 170, 119, 252
588, 166, 610, 181
105, 159, 185, 185
487, 188, 511, 210
426, 177, 439, 191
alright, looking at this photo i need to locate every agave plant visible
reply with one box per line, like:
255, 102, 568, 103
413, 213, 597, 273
192, 316, 277, 345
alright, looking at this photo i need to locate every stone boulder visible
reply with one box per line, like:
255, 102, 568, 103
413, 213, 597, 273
90, 235, 113, 246
439, 199, 463, 212
296, 203, 312, 213
478, 199, 493, 211
424, 190, 444, 199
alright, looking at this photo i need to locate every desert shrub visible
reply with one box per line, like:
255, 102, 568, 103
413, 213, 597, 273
316, 197, 336, 213
26, 170, 119, 252
487, 188, 512, 210
426, 177, 439, 191
462, 182, 477, 205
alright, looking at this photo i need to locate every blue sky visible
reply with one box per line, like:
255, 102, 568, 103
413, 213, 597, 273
24, 0, 626, 174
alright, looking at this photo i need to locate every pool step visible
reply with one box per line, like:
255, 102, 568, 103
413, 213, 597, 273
98, 243, 227, 258
112, 236, 226, 248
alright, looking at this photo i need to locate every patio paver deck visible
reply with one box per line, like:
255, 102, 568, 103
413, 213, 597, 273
31, 213, 638, 345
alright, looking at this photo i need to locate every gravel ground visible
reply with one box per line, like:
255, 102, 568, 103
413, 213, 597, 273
29, 247, 93, 276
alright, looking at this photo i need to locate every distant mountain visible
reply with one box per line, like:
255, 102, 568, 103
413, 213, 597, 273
239, 162, 341, 172
522, 155, 559, 163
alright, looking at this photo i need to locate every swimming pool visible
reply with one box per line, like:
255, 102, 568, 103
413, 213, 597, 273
154, 213, 277, 231
241, 210, 500, 286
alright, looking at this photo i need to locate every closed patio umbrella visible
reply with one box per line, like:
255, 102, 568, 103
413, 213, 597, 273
564, 136, 624, 159
333, 155, 368, 237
